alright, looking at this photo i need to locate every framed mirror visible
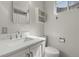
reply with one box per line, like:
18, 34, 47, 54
12, 1, 30, 24
55, 1, 79, 14
68, 1, 79, 9
55, 1, 79, 19
56, 1, 68, 13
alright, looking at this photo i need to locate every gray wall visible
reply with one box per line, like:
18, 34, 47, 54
44, 1, 79, 57
0, 1, 45, 36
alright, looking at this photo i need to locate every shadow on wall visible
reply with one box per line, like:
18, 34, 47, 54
60, 50, 69, 57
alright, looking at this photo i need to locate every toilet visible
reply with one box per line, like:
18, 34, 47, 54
44, 36, 60, 57
45, 47, 60, 57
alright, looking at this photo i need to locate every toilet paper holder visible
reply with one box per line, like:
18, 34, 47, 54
59, 37, 65, 43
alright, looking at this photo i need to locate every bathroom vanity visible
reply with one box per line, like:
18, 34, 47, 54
0, 38, 45, 57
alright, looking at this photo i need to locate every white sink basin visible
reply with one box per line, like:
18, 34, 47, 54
7, 38, 33, 47
0, 38, 34, 47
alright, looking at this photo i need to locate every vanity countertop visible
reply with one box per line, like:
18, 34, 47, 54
0, 37, 45, 57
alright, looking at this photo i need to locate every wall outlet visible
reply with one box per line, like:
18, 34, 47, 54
1, 27, 8, 34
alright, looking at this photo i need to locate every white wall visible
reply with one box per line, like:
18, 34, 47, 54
0, 1, 45, 36
45, 1, 79, 57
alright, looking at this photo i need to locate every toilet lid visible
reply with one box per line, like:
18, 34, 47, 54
45, 47, 59, 54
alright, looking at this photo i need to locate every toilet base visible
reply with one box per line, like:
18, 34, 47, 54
44, 47, 60, 57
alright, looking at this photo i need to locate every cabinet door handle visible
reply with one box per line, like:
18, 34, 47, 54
30, 52, 33, 57
25, 52, 30, 57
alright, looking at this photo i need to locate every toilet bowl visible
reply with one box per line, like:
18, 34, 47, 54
44, 47, 60, 57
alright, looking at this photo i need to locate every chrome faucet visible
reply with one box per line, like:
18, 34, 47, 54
16, 31, 22, 39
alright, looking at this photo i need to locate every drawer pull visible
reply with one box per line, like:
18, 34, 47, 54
25, 52, 30, 57
30, 52, 33, 57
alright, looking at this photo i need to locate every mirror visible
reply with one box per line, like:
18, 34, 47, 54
55, 1, 79, 13
56, 1, 68, 13
12, 1, 30, 24
68, 1, 79, 9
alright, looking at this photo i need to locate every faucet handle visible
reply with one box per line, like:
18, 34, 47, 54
20, 32, 22, 38
16, 33, 18, 38
9, 34, 12, 40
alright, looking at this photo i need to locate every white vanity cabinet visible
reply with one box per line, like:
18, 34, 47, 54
10, 44, 42, 57
29, 41, 45, 57
7, 48, 30, 57
5, 41, 45, 57
29, 43, 42, 57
